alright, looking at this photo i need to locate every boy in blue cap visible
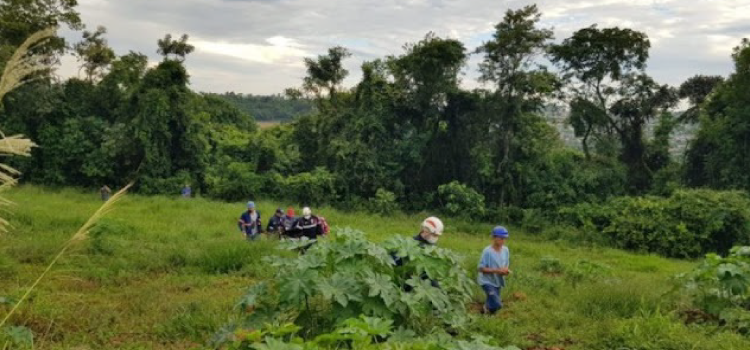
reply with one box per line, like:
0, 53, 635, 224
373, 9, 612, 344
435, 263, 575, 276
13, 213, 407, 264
238, 201, 262, 241
477, 226, 511, 314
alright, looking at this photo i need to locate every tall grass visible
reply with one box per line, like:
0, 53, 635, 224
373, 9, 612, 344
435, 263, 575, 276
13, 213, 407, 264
2, 185, 750, 349
0, 26, 57, 234
0, 184, 131, 329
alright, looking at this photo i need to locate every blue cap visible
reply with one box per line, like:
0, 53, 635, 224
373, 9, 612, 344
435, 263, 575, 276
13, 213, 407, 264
247, 201, 256, 209
492, 226, 509, 238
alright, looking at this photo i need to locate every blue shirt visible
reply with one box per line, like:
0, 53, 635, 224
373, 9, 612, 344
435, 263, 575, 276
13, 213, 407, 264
477, 245, 509, 288
239, 211, 261, 235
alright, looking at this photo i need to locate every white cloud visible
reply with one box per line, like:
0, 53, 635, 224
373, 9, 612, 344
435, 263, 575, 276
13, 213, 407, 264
57, 0, 749, 94
193, 36, 308, 66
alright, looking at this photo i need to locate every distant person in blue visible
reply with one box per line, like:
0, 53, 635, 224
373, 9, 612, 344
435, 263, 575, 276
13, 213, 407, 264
238, 201, 263, 241
477, 226, 511, 314
181, 184, 191, 198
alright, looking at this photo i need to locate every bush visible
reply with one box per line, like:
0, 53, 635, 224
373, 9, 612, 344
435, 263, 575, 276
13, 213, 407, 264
678, 246, 750, 332
281, 167, 337, 206
215, 227, 476, 348
139, 170, 196, 196
559, 189, 750, 258
437, 181, 486, 218
369, 189, 399, 215
205, 162, 267, 201
537, 256, 564, 274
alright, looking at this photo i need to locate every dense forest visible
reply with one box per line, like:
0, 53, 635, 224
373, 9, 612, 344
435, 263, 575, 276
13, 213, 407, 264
210, 92, 314, 122
2, 1, 750, 257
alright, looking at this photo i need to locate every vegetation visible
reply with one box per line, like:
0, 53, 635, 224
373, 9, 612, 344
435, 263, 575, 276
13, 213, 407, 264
559, 189, 750, 258
2, 186, 750, 349
2, 0, 750, 348
211, 93, 314, 122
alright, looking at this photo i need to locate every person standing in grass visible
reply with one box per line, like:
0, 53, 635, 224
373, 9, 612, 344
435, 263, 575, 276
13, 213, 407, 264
477, 226, 511, 314
297, 207, 322, 240
100, 185, 112, 201
281, 207, 300, 238
181, 184, 191, 198
238, 201, 263, 241
266, 208, 284, 239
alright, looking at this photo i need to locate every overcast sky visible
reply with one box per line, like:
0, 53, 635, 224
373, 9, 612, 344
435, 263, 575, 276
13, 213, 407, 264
57, 0, 750, 95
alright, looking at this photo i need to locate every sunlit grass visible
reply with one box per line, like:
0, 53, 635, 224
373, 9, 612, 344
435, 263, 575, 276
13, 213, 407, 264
1, 185, 749, 349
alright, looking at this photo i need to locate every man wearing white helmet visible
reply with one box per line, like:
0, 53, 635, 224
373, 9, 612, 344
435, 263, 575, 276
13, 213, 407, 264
297, 207, 322, 240
393, 216, 444, 267
415, 216, 444, 246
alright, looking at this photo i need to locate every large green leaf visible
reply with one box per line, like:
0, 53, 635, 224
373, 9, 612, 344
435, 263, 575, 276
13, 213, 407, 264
364, 271, 400, 308
279, 269, 319, 303
316, 272, 362, 307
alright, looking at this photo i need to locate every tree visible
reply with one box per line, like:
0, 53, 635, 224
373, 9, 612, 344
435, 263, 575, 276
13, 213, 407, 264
550, 25, 650, 159
678, 75, 724, 123
387, 33, 468, 195
550, 25, 677, 193
156, 33, 195, 62
73, 25, 115, 81
685, 39, 750, 191
0, 0, 82, 73
302, 46, 351, 108
475, 5, 558, 204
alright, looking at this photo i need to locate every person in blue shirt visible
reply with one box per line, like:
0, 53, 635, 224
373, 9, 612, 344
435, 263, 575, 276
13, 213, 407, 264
477, 226, 511, 314
181, 184, 191, 198
238, 201, 262, 241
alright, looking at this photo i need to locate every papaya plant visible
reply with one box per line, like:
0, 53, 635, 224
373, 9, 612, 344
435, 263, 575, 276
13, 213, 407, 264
214, 228, 488, 348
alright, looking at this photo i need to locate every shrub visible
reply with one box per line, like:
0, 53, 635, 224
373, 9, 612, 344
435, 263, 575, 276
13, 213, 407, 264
139, 170, 196, 196
559, 189, 750, 258
214, 228, 477, 348
369, 189, 399, 215
281, 167, 337, 206
537, 256, 565, 274
677, 246, 750, 331
437, 181, 486, 218
205, 162, 266, 201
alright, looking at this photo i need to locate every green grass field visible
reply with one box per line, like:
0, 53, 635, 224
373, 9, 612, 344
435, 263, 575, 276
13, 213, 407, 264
1, 186, 749, 349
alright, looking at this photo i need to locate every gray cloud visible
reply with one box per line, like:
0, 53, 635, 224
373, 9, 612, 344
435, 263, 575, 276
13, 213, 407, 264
56, 0, 749, 94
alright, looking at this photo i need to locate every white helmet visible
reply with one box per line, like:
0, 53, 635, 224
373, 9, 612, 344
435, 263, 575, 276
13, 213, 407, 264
421, 216, 444, 236
302, 207, 312, 219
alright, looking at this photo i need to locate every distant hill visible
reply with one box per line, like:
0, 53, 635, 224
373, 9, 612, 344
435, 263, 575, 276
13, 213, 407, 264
211, 92, 315, 122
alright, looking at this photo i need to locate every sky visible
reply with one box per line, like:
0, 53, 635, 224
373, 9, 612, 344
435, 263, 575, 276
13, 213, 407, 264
57, 0, 750, 95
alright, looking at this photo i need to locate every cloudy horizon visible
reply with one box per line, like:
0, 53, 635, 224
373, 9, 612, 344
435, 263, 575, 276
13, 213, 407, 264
56, 0, 750, 95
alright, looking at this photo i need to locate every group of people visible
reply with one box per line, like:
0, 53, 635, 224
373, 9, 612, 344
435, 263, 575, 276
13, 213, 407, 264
100, 185, 509, 315
237, 201, 329, 241
411, 217, 511, 315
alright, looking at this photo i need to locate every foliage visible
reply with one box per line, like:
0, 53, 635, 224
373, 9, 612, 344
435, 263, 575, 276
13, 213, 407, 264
211, 92, 314, 122
537, 256, 564, 274
437, 181, 486, 218
369, 189, 399, 216
157, 33, 194, 62
678, 246, 750, 332
219, 317, 520, 349
550, 25, 679, 193
216, 228, 476, 347
685, 39, 750, 192
281, 168, 337, 206
559, 189, 750, 258
73, 25, 115, 81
